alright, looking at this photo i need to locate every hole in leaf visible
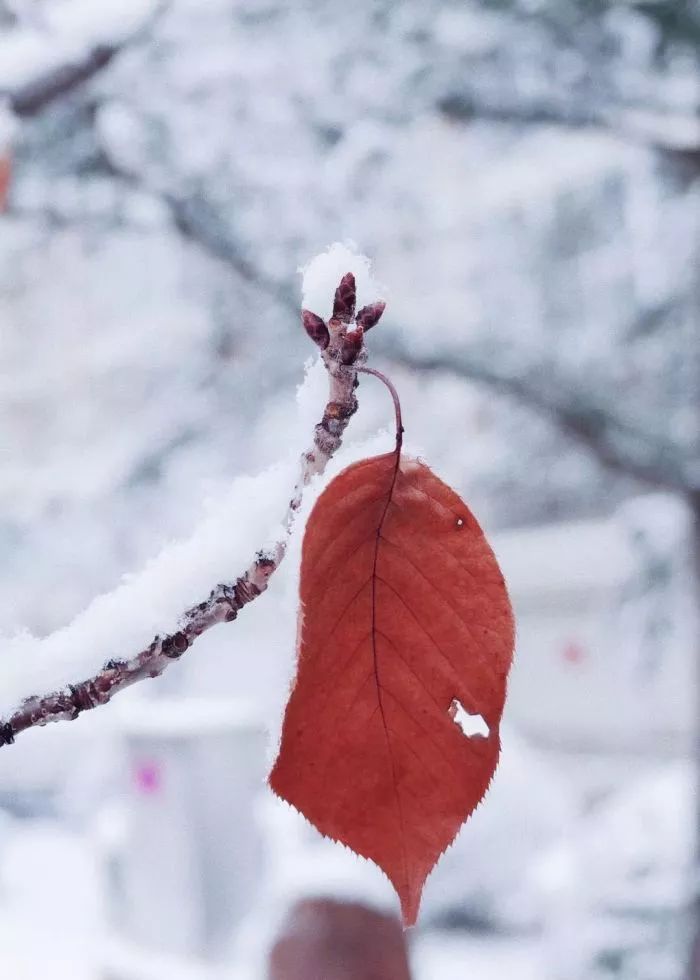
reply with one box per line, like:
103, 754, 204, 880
455, 517, 464, 527
449, 699, 489, 738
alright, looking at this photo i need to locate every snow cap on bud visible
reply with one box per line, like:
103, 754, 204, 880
333, 272, 356, 322
356, 301, 385, 332
302, 310, 330, 350
300, 243, 384, 322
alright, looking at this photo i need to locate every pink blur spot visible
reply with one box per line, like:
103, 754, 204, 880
562, 641, 585, 665
134, 761, 162, 795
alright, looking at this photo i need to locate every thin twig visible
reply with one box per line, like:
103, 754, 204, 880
0, 273, 380, 748
357, 366, 404, 455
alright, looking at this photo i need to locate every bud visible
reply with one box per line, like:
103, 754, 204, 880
333, 272, 356, 322
356, 301, 385, 332
302, 310, 330, 349
341, 326, 363, 365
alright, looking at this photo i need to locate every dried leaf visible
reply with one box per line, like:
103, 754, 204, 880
270, 452, 514, 926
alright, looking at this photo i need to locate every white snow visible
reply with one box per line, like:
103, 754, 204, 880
42, 0, 160, 46
0, 352, 376, 720
492, 514, 634, 598
0, 822, 104, 980
0, 458, 292, 719
300, 242, 385, 321
111, 696, 263, 737
0, 0, 158, 92
536, 761, 693, 978
411, 932, 545, 980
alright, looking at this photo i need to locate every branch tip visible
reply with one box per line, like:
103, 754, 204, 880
333, 272, 356, 322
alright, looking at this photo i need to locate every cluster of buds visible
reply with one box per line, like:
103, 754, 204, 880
302, 272, 385, 365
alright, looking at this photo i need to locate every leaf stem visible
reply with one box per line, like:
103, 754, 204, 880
358, 366, 404, 453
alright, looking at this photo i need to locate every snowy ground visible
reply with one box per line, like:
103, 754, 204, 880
0, 822, 103, 980
0, 819, 544, 980
0, 743, 692, 980
412, 932, 543, 980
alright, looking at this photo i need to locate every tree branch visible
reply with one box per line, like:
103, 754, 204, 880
161, 189, 298, 313
4, 1, 169, 118
14, 135, 694, 496
0, 273, 379, 747
436, 93, 700, 158
63, 149, 300, 314
9, 45, 119, 117
383, 345, 697, 495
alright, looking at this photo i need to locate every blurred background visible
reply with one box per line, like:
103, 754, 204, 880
0, 0, 699, 977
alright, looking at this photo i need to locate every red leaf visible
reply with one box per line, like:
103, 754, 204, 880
270, 452, 514, 926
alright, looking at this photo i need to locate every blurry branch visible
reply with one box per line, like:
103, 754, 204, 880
66, 156, 698, 497
4, 1, 169, 118
10, 73, 695, 500
9, 46, 120, 117
381, 344, 698, 496
12, 158, 692, 498
0, 275, 380, 748
161, 190, 298, 312
88, 144, 301, 312
437, 94, 700, 157
137, 198, 700, 497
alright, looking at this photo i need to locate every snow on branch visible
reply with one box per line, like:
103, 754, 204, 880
0, 252, 385, 747
1, 0, 167, 117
